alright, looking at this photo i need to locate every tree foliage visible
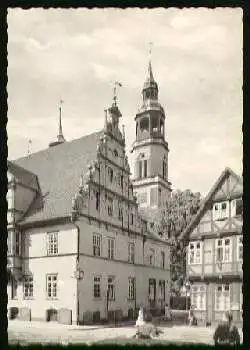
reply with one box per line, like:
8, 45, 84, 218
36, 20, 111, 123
160, 189, 202, 296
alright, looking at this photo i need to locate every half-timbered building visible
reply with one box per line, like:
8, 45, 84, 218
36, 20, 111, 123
180, 167, 243, 326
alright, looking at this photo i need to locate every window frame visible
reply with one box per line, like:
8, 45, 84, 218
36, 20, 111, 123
107, 276, 115, 300
108, 167, 114, 183
93, 233, 102, 257
107, 237, 115, 260
160, 251, 165, 269
215, 238, 232, 263
215, 284, 230, 311
191, 284, 206, 311
188, 241, 202, 265
237, 235, 243, 261
128, 277, 136, 300
107, 196, 113, 216
149, 248, 155, 266
93, 275, 101, 299
47, 232, 58, 256
128, 242, 135, 263
158, 280, 166, 300
23, 275, 34, 299
46, 273, 58, 300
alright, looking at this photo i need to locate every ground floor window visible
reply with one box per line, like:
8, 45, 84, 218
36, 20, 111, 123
23, 275, 33, 299
191, 284, 206, 310
107, 276, 115, 300
215, 284, 230, 311
93, 276, 101, 298
46, 274, 58, 299
128, 277, 136, 300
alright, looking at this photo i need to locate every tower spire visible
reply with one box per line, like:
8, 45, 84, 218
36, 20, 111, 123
147, 42, 154, 82
49, 98, 66, 148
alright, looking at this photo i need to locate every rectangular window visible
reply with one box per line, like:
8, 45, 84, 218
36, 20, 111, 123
237, 236, 243, 261
107, 238, 115, 260
148, 278, 156, 301
216, 238, 232, 263
213, 201, 229, 220
23, 275, 33, 299
95, 190, 100, 211
235, 199, 243, 216
149, 248, 155, 266
159, 280, 165, 300
188, 242, 201, 264
143, 160, 147, 178
108, 167, 113, 183
93, 234, 101, 257
46, 274, 58, 299
119, 174, 123, 189
47, 232, 58, 256
118, 201, 123, 221
8, 231, 12, 255
160, 251, 165, 269
107, 276, 115, 300
130, 213, 134, 225
15, 231, 21, 256
139, 161, 142, 179
137, 192, 147, 204
93, 276, 101, 298
191, 285, 206, 310
128, 242, 135, 263
107, 196, 113, 216
128, 277, 136, 300
215, 284, 230, 311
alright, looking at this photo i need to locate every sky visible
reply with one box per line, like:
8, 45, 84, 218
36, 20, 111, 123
7, 8, 242, 196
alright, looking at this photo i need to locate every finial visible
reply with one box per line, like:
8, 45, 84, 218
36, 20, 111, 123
27, 139, 32, 156
58, 98, 65, 143
113, 81, 122, 106
149, 41, 153, 61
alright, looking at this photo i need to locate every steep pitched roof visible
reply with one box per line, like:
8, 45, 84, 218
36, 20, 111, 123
12, 130, 104, 224
8, 161, 40, 192
179, 167, 242, 241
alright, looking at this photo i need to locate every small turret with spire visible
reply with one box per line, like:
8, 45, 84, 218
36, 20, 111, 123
104, 81, 124, 143
49, 99, 66, 148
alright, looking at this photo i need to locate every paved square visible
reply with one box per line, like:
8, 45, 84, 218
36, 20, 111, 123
8, 320, 243, 345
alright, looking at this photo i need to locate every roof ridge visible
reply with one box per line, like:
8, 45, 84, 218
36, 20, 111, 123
12, 130, 104, 163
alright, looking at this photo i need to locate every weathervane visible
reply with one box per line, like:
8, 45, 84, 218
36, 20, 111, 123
113, 81, 122, 106
149, 41, 153, 61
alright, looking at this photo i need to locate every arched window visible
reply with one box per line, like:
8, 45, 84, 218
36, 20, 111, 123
113, 149, 118, 157
152, 117, 158, 133
160, 119, 164, 136
163, 157, 167, 179
140, 117, 149, 133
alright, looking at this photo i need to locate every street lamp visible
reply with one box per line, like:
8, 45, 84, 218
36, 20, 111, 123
74, 267, 84, 325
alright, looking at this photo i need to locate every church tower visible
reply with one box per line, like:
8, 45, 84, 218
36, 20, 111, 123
131, 58, 171, 209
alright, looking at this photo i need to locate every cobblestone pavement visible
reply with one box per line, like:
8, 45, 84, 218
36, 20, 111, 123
8, 320, 243, 345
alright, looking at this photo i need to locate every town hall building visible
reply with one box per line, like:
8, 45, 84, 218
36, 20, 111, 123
7, 61, 171, 325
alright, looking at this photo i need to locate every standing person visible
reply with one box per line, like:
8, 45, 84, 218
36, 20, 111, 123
164, 303, 172, 321
188, 305, 195, 326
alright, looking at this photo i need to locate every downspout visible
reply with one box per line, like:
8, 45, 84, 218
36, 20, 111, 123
70, 216, 80, 326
